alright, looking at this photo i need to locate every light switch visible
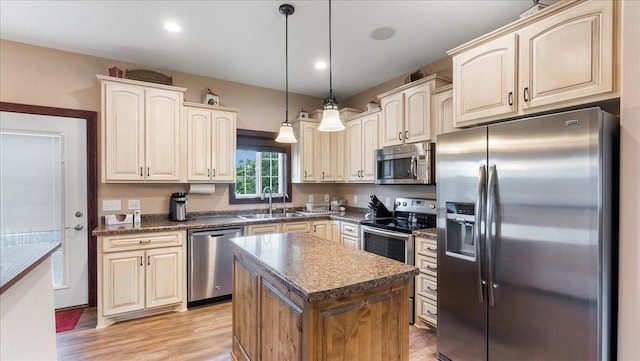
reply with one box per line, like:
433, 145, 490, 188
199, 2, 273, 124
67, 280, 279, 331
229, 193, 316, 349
103, 200, 121, 211
308, 194, 314, 203
128, 199, 141, 210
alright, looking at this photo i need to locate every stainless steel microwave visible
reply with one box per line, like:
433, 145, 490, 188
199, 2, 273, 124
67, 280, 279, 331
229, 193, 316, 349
374, 142, 435, 185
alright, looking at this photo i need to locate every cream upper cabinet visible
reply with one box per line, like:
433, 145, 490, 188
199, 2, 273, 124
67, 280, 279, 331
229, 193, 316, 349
312, 108, 359, 183
452, 33, 517, 126
346, 110, 379, 182
292, 120, 319, 183
379, 75, 452, 147
185, 103, 237, 182
433, 85, 458, 138
99, 75, 185, 183
449, 0, 618, 127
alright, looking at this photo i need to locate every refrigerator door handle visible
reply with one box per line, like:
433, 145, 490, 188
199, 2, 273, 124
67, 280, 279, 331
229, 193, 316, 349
475, 164, 487, 303
487, 164, 497, 307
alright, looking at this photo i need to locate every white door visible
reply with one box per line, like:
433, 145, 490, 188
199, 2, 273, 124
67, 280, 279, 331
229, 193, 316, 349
0, 111, 88, 309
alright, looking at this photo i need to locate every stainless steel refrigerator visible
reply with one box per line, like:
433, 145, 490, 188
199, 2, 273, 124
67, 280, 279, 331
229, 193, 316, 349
436, 107, 617, 361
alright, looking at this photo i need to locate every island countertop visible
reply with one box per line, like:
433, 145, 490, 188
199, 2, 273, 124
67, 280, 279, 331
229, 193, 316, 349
231, 232, 419, 302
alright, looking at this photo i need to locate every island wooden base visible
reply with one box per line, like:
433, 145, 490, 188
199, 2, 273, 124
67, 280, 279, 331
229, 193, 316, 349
232, 252, 411, 361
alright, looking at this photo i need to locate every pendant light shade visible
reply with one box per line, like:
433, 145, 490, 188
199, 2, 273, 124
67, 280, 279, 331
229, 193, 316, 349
318, 0, 344, 132
275, 4, 297, 143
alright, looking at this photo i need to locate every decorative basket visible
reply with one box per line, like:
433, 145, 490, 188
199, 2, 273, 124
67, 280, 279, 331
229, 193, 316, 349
125, 69, 173, 85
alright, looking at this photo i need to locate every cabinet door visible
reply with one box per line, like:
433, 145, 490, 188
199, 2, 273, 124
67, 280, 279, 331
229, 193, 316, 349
186, 108, 213, 181
519, 0, 614, 110
103, 250, 145, 316
245, 223, 281, 235
103, 83, 145, 181
404, 82, 432, 143
360, 113, 379, 181
341, 234, 359, 249
233, 259, 259, 360
453, 33, 517, 127
319, 131, 334, 182
312, 220, 330, 240
282, 221, 311, 234
145, 246, 183, 308
330, 220, 341, 242
145, 89, 182, 181
380, 92, 404, 147
332, 130, 346, 182
211, 110, 237, 182
345, 120, 363, 181
434, 87, 456, 137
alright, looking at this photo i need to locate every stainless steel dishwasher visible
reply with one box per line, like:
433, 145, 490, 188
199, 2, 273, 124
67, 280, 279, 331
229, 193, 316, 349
187, 226, 243, 305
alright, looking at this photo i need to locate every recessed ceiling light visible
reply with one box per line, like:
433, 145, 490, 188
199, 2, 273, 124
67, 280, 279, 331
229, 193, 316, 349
315, 61, 327, 70
164, 22, 181, 33
371, 27, 396, 41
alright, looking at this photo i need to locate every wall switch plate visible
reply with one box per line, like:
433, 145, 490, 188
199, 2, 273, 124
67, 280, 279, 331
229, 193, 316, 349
128, 199, 141, 210
354, 195, 358, 204
385, 197, 391, 208
103, 200, 121, 211
308, 194, 314, 203
324, 194, 330, 202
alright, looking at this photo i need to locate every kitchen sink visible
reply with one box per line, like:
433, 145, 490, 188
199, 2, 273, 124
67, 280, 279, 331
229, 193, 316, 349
238, 212, 304, 220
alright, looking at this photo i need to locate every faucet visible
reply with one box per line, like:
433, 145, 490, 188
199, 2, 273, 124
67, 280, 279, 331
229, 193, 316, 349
283, 193, 289, 214
261, 186, 274, 216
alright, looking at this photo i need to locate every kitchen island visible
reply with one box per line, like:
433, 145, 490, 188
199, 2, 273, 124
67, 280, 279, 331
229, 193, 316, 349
230, 232, 419, 361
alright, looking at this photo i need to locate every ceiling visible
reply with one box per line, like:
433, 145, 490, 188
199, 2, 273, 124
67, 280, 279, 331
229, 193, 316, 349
0, 1, 537, 99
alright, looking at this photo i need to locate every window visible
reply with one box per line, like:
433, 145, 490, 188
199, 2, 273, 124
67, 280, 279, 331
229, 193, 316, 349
229, 129, 292, 204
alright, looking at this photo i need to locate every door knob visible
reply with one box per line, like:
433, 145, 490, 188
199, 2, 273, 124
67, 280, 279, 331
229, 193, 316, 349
65, 224, 84, 231
75, 211, 83, 217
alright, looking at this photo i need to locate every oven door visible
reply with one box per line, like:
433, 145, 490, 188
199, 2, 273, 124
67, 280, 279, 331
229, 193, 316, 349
360, 225, 414, 265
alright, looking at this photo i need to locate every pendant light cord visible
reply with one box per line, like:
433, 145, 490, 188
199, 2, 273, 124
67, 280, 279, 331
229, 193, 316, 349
328, 0, 333, 100
285, 10, 289, 123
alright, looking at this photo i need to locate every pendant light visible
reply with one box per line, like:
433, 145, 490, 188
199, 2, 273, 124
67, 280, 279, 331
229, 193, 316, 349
275, 4, 297, 143
317, 0, 344, 132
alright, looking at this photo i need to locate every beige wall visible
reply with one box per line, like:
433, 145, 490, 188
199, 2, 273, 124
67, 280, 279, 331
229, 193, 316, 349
618, 1, 640, 359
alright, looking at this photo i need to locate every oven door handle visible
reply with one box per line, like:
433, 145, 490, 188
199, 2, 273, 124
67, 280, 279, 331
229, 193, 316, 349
360, 226, 412, 241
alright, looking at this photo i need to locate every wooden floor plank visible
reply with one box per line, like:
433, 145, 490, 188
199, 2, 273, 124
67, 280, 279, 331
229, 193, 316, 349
57, 301, 437, 360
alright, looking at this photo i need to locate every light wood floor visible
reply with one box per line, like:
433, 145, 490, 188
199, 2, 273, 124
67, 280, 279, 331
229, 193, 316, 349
57, 301, 437, 360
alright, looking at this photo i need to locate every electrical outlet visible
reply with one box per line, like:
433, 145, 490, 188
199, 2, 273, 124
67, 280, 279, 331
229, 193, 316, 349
324, 194, 330, 202
385, 197, 391, 208
308, 194, 314, 203
128, 199, 141, 210
354, 195, 358, 204
103, 200, 121, 211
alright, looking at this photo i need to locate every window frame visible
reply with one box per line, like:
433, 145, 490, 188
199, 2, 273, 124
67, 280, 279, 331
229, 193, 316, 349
229, 129, 292, 205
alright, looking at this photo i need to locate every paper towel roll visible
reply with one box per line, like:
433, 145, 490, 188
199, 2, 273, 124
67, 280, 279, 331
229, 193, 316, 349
189, 184, 216, 194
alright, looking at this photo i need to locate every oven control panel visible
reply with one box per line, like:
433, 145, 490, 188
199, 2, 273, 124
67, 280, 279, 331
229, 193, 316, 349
395, 197, 437, 215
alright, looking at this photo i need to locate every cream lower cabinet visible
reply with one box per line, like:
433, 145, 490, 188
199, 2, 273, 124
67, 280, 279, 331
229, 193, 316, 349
378, 75, 452, 147
282, 221, 312, 234
414, 235, 437, 329
331, 220, 342, 242
450, 0, 618, 127
185, 103, 237, 182
245, 223, 282, 235
98, 75, 185, 182
98, 230, 185, 328
311, 220, 330, 239
346, 111, 379, 182
340, 221, 360, 249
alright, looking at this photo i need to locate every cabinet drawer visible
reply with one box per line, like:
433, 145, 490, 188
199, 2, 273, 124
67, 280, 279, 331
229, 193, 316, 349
416, 296, 437, 326
416, 253, 437, 276
102, 231, 183, 252
341, 222, 360, 237
282, 221, 311, 234
416, 236, 437, 257
342, 235, 359, 249
416, 272, 437, 301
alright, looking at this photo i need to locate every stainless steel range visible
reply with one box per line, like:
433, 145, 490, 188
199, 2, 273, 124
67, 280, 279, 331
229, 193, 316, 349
360, 197, 437, 324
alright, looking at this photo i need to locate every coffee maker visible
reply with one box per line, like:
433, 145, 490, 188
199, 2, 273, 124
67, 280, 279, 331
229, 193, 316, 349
169, 192, 188, 221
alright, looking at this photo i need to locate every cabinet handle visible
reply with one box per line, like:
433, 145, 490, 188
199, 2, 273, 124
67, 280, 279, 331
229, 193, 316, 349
426, 265, 438, 271
147, 256, 150, 266
427, 286, 437, 292
212, 169, 216, 177
523, 87, 529, 102
427, 247, 436, 251
147, 167, 150, 177
140, 167, 143, 177
398, 132, 402, 141
139, 256, 143, 266
405, 130, 409, 140
208, 169, 210, 177
321, 171, 325, 179
508, 91, 513, 106
139, 240, 151, 244
313, 225, 317, 232
427, 310, 437, 316
304, 171, 308, 178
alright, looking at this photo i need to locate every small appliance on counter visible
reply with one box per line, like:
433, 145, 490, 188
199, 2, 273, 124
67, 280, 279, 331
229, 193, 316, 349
169, 192, 188, 221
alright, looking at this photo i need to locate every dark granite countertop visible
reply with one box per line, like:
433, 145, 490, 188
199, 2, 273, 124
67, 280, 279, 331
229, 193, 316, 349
231, 232, 419, 302
0, 241, 61, 294
413, 228, 437, 238
92, 211, 370, 236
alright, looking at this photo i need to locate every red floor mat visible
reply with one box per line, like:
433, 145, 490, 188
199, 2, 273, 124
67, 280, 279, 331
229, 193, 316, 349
55, 308, 83, 333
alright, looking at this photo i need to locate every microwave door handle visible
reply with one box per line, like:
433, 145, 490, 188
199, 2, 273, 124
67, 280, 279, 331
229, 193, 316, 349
411, 155, 417, 179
